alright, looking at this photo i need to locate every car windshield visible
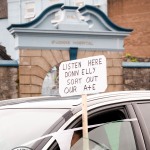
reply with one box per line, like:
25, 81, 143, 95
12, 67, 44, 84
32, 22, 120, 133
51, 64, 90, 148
0, 108, 69, 150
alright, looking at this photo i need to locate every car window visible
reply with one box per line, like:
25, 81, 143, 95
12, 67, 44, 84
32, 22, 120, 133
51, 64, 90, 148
47, 107, 138, 150
44, 119, 137, 150
71, 121, 137, 150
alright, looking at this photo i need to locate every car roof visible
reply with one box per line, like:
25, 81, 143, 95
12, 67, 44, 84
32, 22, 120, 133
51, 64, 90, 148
0, 90, 150, 109
86, 90, 150, 108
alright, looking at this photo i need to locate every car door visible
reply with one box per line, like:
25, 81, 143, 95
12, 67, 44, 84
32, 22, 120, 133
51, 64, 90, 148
70, 104, 145, 150
133, 101, 150, 150
46, 102, 146, 150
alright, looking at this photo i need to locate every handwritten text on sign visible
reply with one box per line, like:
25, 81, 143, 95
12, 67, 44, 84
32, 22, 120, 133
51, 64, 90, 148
59, 55, 107, 97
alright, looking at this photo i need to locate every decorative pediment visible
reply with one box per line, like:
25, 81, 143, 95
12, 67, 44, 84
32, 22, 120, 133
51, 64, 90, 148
8, 3, 133, 51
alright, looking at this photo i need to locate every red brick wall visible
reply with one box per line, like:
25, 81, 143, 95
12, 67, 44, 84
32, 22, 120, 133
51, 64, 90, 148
0, 0, 8, 19
108, 0, 150, 57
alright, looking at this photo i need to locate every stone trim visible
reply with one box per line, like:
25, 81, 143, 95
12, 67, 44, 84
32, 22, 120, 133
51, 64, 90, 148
122, 62, 150, 68
0, 60, 18, 67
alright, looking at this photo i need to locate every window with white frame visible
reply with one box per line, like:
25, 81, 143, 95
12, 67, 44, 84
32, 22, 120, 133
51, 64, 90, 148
49, 0, 64, 5
24, 2, 35, 20
74, 0, 85, 7
93, 0, 108, 14
93, 0, 101, 7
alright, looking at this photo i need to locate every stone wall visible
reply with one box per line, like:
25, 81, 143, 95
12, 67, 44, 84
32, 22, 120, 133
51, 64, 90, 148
123, 62, 150, 90
1, 55, 150, 100
19, 49, 124, 97
0, 66, 18, 100
1, 55, 150, 99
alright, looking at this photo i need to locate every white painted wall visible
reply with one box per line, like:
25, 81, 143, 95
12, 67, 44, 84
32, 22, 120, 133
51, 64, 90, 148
7, 0, 108, 24
0, 19, 17, 59
0, 0, 107, 60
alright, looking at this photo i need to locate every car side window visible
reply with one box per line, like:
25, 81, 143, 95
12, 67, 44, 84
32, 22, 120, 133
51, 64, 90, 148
48, 108, 138, 150
71, 121, 137, 150
70, 108, 137, 150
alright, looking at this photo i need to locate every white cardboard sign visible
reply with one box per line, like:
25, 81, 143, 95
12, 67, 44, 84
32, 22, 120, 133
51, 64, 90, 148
59, 55, 107, 97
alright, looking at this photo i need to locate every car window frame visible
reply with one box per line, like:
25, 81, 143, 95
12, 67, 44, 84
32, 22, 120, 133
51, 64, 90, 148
45, 102, 146, 150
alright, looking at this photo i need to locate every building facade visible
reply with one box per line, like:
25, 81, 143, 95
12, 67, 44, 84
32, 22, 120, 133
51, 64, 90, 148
0, 0, 150, 98
0, 0, 107, 60
8, 4, 132, 97
1, 0, 150, 59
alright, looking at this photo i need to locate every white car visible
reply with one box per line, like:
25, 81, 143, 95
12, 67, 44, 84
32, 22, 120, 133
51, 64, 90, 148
1, 91, 150, 150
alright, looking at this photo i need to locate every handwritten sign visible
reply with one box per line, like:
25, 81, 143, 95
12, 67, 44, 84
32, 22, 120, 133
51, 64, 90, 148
59, 55, 107, 97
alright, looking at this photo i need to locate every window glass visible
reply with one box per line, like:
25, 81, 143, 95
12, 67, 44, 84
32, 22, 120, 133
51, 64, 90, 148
138, 103, 150, 135
71, 121, 137, 150
46, 108, 137, 150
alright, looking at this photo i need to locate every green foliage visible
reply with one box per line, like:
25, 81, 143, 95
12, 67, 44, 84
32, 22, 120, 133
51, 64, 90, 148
130, 57, 137, 62
125, 53, 131, 58
124, 53, 138, 62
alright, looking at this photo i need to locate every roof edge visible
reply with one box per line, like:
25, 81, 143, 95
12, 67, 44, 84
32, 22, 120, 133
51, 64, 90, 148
7, 3, 64, 30
79, 5, 133, 32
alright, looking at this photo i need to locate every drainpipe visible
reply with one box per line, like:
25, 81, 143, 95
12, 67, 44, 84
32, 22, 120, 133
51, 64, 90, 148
69, 47, 78, 60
